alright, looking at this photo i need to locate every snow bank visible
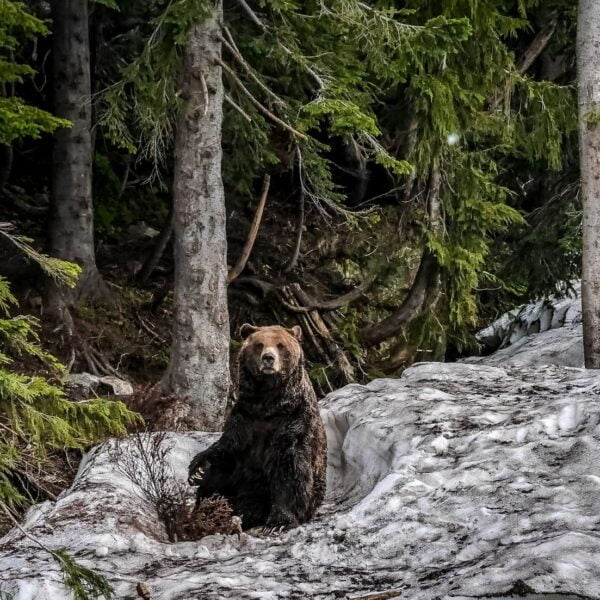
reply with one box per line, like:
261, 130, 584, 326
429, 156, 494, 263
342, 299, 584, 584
468, 285, 582, 367
3, 362, 600, 598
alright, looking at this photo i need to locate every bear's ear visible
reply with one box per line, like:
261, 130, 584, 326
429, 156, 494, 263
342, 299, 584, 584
240, 323, 259, 339
289, 325, 303, 342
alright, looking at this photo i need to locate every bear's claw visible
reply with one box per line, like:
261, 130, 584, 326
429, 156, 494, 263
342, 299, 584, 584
187, 466, 204, 486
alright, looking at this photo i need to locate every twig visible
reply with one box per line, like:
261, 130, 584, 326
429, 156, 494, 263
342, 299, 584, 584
12, 467, 58, 502
228, 175, 271, 283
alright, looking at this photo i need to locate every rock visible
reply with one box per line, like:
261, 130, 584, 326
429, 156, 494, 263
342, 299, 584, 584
3, 362, 600, 598
65, 373, 134, 398
127, 221, 160, 240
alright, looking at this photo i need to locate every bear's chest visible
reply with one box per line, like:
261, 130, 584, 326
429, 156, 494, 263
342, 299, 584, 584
240, 417, 288, 466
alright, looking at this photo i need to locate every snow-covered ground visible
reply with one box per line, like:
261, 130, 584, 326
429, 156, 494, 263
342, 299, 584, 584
3, 360, 600, 599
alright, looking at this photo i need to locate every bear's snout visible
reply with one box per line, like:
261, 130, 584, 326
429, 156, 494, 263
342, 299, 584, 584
260, 350, 279, 373
262, 352, 276, 367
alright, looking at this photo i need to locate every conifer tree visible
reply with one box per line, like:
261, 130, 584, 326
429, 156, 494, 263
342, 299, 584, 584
577, 0, 600, 368
47, 0, 110, 321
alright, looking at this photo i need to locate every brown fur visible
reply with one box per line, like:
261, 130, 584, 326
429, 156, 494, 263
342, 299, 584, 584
188, 325, 327, 530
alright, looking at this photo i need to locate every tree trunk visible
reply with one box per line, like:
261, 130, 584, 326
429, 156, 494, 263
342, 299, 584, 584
48, 0, 108, 306
163, 4, 230, 431
578, 0, 600, 368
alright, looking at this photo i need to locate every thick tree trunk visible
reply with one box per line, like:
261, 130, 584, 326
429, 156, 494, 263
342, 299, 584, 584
48, 0, 108, 306
163, 4, 230, 431
578, 0, 600, 368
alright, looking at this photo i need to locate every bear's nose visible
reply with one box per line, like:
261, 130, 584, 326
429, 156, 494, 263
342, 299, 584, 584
262, 352, 275, 367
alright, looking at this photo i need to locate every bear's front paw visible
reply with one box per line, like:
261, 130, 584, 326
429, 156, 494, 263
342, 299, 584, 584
261, 511, 298, 535
188, 452, 211, 485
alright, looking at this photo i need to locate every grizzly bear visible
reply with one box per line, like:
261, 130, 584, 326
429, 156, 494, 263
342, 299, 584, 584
188, 324, 327, 531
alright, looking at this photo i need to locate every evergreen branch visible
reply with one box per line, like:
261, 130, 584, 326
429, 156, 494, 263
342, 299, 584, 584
0, 502, 114, 599
0, 224, 80, 287
227, 8, 325, 92
224, 94, 252, 121
216, 57, 308, 140
218, 34, 286, 107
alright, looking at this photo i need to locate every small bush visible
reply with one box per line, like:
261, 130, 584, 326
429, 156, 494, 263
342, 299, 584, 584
109, 431, 241, 542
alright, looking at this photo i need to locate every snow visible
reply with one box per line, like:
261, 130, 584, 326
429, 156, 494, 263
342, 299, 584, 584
3, 362, 600, 598
469, 284, 583, 367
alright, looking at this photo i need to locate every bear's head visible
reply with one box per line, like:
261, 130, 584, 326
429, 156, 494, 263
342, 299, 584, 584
239, 324, 303, 380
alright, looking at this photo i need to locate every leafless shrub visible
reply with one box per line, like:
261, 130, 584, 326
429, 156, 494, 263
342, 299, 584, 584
108, 431, 240, 542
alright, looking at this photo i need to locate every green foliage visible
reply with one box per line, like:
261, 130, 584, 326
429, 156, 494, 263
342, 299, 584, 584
0, 1, 69, 144
52, 549, 114, 600
0, 233, 137, 509
96, 0, 577, 364
0, 227, 81, 288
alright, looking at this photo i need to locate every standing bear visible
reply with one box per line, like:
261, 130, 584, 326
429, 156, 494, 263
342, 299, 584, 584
188, 324, 327, 531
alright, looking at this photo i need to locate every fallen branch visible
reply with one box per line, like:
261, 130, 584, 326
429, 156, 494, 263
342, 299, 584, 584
228, 175, 271, 283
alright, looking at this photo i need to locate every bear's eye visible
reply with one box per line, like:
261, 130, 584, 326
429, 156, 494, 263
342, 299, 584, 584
255, 342, 264, 350
277, 342, 285, 350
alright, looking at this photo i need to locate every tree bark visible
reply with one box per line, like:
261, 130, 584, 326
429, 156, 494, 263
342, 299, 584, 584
48, 0, 108, 306
359, 250, 439, 348
163, 3, 230, 431
578, 0, 600, 368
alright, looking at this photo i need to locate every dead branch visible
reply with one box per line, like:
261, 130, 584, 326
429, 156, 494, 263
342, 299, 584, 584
228, 175, 271, 283
10, 467, 58, 502
235, 0, 268, 31
232, 276, 276, 296
516, 16, 558, 75
489, 16, 557, 110
281, 287, 328, 361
